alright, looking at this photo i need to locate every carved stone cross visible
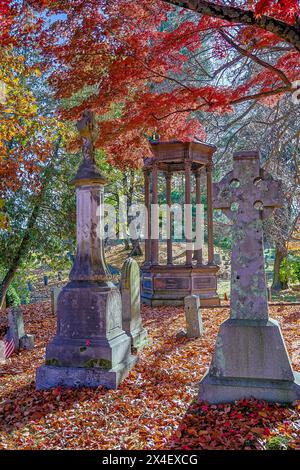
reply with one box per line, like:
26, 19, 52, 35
213, 151, 282, 320
198, 150, 300, 404
77, 109, 97, 165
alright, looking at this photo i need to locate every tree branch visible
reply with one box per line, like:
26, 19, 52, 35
162, 1, 300, 51
218, 30, 291, 87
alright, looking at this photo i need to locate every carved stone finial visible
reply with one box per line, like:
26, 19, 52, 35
77, 110, 97, 165
72, 110, 106, 186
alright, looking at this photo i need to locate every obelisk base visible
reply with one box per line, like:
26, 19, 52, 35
36, 356, 137, 390
199, 318, 300, 404
36, 281, 137, 390
199, 371, 300, 404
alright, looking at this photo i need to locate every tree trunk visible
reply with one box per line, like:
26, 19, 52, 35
0, 200, 42, 308
0, 137, 61, 309
272, 244, 288, 291
130, 239, 143, 257
123, 239, 130, 250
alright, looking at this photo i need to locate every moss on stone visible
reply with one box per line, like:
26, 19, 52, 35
84, 358, 112, 369
45, 359, 62, 367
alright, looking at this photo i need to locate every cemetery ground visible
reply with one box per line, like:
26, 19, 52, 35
1, 301, 300, 450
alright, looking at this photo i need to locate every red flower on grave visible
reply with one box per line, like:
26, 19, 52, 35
86, 340, 91, 347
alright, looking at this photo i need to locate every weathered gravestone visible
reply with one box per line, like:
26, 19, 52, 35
120, 258, 148, 349
0, 341, 5, 364
8, 307, 34, 350
213, 253, 222, 265
199, 151, 300, 403
36, 110, 136, 390
184, 295, 203, 338
51, 287, 62, 316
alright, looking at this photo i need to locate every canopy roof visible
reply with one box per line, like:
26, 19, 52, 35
144, 140, 216, 172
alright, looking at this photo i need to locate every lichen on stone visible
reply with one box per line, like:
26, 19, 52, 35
83, 358, 112, 369
45, 359, 62, 367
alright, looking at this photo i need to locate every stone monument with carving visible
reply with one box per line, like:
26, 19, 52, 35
36, 110, 136, 389
199, 151, 300, 403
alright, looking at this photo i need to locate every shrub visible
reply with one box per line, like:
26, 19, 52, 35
6, 285, 21, 307
266, 435, 290, 450
280, 256, 300, 285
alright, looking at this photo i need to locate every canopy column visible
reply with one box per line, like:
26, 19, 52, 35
185, 160, 193, 266
165, 172, 173, 265
194, 168, 203, 265
144, 168, 151, 264
151, 163, 159, 265
207, 163, 214, 265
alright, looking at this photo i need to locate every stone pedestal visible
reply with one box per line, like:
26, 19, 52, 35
199, 151, 300, 404
200, 319, 300, 403
37, 282, 136, 389
36, 110, 136, 390
141, 264, 219, 307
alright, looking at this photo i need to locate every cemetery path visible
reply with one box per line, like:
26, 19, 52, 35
0, 302, 300, 450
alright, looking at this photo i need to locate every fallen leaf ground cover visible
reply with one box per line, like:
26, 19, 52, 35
0, 303, 300, 450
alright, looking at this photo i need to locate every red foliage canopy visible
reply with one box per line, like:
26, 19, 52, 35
25, 1, 300, 167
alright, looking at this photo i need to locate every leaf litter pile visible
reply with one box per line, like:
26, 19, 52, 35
1, 302, 300, 450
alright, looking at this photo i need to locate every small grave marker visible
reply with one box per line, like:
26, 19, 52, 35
184, 295, 203, 338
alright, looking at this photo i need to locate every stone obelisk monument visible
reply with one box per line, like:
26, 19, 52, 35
36, 110, 136, 389
199, 151, 300, 403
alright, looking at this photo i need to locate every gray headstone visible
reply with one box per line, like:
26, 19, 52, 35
121, 258, 148, 349
8, 307, 34, 351
51, 287, 62, 315
213, 253, 222, 265
0, 340, 5, 364
8, 308, 24, 348
184, 295, 203, 338
19, 335, 35, 350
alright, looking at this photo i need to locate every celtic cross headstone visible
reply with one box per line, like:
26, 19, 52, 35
199, 151, 300, 403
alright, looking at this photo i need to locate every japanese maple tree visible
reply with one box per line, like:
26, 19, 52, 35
9, 1, 300, 167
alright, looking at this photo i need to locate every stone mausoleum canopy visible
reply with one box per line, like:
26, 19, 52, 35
141, 139, 220, 307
